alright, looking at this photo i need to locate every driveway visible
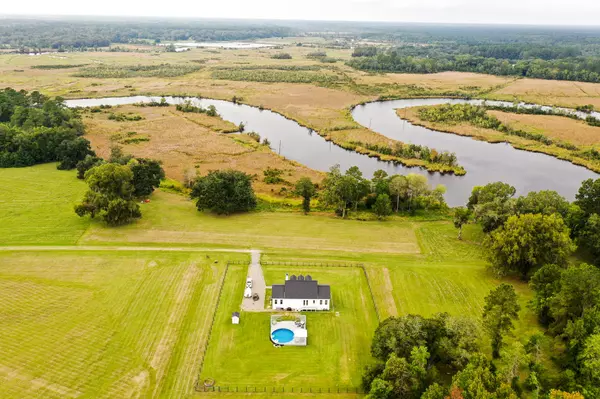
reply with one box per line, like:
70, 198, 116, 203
241, 250, 266, 311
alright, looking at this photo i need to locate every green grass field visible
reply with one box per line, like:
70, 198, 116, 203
0, 165, 550, 397
200, 265, 378, 390
78, 191, 419, 253
0, 250, 247, 399
0, 164, 89, 245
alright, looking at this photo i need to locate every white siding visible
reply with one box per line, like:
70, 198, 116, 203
272, 297, 330, 311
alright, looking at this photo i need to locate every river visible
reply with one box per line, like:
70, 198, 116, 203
66, 96, 598, 207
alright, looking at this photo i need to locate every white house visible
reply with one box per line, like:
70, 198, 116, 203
271, 275, 331, 311
232, 312, 240, 324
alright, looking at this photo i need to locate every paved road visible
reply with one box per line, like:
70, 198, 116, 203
241, 250, 266, 311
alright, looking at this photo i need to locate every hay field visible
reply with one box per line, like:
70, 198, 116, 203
0, 250, 247, 399
0, 165, 551, 397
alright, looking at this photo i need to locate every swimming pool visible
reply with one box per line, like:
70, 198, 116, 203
271, 328, 294, 344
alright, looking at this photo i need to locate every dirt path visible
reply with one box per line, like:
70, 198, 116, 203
241, 250, 266, 311
0, 246, 253, 253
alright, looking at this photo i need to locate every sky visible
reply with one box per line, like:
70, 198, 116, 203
2, 0, 600, 26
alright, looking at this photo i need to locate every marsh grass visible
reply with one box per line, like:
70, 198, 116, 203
32, 64, 88, 69
211, 69, 344, 85
74, 63, 202, 78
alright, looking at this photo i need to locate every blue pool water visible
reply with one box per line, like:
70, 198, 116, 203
271, 328, 294, 344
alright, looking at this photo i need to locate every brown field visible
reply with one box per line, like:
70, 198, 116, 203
3, 49, 600, 175
354, 71, 516, 93
489, 110, 600, 147
490, 77, 600, 108
83, 105, 321, 194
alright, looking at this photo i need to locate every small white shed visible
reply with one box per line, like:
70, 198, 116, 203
232, 312, 240, 325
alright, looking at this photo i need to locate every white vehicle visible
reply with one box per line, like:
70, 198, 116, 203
244, 287, 252, 298
246, 277, 253, 288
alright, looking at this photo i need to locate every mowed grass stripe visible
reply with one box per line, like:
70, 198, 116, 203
159, 264, 223, 398
0, 251, 241, 398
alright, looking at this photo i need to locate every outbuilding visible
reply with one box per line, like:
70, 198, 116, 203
232, 311, 240, 324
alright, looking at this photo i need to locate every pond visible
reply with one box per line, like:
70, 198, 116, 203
66, 96, 598, 207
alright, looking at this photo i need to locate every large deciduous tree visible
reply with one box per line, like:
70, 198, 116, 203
529, 264, 564, 326
294, 177, 316, 214
321, 165, 359, 218
468, 182, 516, 232
579, 333, 600, 392
129, 158, 165, 197
191, 169, 256, 215
450, 354, 517, 398
468, 182, 516, 210
482, 284, 520, 358
74, 163, 141, 226
56, 136, 95, 170
484, 213, 575, 279
374, 194, 393, 220
575, 178, 600, 217
515, 190, 570, 218
453, 207, 471, 240
389, 175, 408, 212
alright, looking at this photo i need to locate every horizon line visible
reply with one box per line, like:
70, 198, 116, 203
1, 13, 600, 28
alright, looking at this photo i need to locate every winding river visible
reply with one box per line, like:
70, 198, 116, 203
66, 96, 598, 207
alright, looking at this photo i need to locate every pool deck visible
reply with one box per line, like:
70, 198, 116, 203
270, 315, 307, 346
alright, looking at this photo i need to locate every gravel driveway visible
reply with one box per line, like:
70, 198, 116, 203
241, 250, 266, 311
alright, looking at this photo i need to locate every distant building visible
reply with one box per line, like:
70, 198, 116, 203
232, 312, 240, 324
272, 274, 331, 311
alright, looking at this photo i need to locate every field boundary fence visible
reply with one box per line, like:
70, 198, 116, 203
197, 385, 365, 394
194, 259, 381, 393
195, 261, 230, 391
261, 261, 364, 268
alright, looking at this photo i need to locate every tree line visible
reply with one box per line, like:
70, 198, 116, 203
450, 179, 600, 397
364, 178, 600, 398
363, 284, 534, 399
348, 51, 600, 84
181, 164, 447, 219
0, 18, 295, 50
0, 88, 93, 169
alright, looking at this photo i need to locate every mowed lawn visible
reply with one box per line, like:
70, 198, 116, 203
200, 265, 379, 390
0, 250, 246, 399
79, 190, 419, 254
0, 164, 89, 245
0, 164, 418, 253
265, 222, 541, 345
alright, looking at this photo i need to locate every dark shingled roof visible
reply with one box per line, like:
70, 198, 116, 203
272, 280, 331, 300
232, 312, 240, 317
